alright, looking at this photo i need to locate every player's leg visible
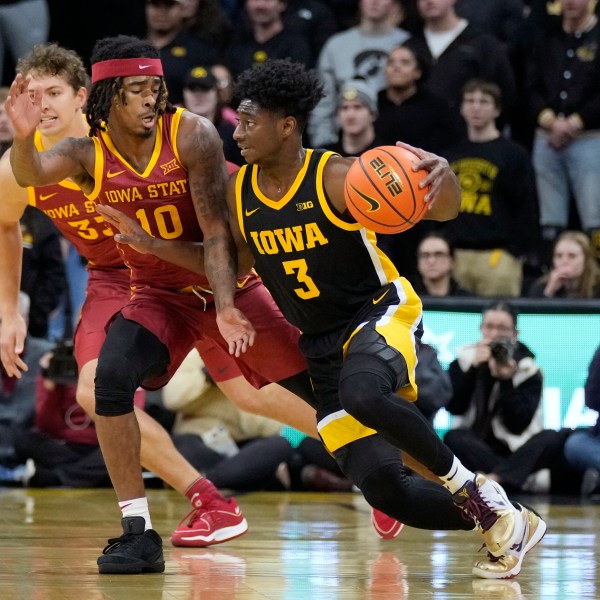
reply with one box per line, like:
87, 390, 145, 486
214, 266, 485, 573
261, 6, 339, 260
78, 360, 199, 492
217, 377, 318, 437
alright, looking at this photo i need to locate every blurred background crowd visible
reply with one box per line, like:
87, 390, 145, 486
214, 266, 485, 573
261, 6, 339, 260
1, 0, 600, 497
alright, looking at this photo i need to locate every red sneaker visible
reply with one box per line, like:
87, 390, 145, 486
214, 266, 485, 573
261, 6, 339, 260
171, 497, 248, 547
371, 508, 404, 539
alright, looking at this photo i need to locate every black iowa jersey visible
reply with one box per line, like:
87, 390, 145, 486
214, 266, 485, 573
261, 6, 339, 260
235, 149, 400, 335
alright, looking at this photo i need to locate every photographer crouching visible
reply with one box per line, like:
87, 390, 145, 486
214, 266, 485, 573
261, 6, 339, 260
444, 301, 576, 494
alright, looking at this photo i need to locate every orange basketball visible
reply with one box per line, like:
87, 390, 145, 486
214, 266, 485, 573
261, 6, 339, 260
344, 145, 429, 234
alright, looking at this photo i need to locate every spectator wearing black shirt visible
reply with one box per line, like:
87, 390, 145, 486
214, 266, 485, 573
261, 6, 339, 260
375, 44, 458, 153
442, 79, 539, 297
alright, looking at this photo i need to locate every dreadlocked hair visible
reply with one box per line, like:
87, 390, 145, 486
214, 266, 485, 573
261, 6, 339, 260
232, 59, 324, 133
86, 35, 174, 137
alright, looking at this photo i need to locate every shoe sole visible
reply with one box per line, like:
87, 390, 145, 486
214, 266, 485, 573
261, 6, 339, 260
170, 518, 249, 547
98, 560, 165, 575
473, 506, 547, 580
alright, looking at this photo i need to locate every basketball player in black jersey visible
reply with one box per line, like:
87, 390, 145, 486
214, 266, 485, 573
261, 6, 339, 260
97, 59, 547, 579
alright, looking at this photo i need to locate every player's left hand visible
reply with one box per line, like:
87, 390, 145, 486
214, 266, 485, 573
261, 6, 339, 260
216, 306, 256, 357
395, 141, 451, 204
95, 203, 155, 254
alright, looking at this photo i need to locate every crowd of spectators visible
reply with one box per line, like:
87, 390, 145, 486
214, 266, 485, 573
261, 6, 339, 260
0, 0, 600, 494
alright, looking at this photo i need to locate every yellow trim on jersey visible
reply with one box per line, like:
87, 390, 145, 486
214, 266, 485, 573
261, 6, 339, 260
84, 137, 105, 201
318, 410, 377, 453
316, 151, 363, 232
170, 107, 185, 166
98, 115, 164, 179
235, 164, 249, 242
250, 149, 313, 209
26, 186, 37, 207
364, 228, 401, 282
342, 278, 421, 403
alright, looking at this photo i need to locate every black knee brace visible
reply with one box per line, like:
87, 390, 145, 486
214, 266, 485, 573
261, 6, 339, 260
338, 328, 408, 426
95, 315, 170, 417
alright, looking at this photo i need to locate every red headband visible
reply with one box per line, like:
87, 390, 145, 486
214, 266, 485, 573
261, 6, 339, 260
91, 58, 164, 83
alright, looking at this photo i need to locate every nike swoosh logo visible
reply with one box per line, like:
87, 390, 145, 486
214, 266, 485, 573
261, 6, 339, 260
107, 169, 126, 179
236, 274, 252, 288
39, 193, 57, 201
447, 467, 458, 481
139, 65, 151, 69
373, 289, 390, 305
245, 207, 260, 217
350, 184, 380, 212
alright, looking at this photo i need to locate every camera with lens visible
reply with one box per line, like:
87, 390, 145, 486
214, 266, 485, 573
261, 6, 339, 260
489, 337, 516, 366
42, 339, 78, 385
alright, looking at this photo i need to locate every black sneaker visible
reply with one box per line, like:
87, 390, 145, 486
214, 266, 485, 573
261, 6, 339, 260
97, 516, 165, 574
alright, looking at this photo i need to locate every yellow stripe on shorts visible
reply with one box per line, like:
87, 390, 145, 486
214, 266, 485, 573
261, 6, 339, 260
318, 410, 377, 454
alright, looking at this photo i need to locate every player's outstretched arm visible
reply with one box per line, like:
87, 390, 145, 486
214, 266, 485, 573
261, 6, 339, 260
0, 220, 28, 378
395, 141, 461, 222
177, 112, 255, 355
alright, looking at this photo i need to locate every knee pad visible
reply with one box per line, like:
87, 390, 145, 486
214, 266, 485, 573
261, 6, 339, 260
95, 315, 170, 417
95, 353, 141, 417
338, 332, 408, 423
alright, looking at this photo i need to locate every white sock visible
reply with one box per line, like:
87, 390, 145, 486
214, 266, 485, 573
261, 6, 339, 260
118, 497, 152, 530
439, 457, 475, 494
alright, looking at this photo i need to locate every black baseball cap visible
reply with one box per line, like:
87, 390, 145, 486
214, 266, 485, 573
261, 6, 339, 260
184, 66, 217, 91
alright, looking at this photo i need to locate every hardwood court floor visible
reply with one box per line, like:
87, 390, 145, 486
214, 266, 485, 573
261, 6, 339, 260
0, 487, 599, 599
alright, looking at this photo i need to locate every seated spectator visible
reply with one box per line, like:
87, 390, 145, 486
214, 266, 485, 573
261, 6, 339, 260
442, 79, 540, 297
326, 79, 384, 157
375, 44, 458, 153
412, 233, 471, 298
403, 0, 516, 134
564, 342, 600, 496
145, 0, 221, 105
412, 341, 452, 423
162, 347, 295, 491
224, 0, 311, 77
0, 294, 53, 481
307, 0, 410, 148
180, 0, 233, 53
13, 343, 146, 487
528, 230, 600, 299
182, 66, 243, 165
210, 63, 237, 126
444, 300, 574, 494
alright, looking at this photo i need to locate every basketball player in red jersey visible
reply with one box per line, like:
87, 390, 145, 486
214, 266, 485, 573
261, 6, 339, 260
2, 39, 321, 574
103, 59, 547, 580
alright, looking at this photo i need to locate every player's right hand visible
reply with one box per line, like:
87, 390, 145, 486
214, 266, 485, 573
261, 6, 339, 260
0, 313, 29, 378
95, 204, 155, 254
5, 74, 42, 139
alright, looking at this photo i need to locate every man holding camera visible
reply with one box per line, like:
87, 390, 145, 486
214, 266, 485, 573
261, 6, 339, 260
443, 301, 573, 493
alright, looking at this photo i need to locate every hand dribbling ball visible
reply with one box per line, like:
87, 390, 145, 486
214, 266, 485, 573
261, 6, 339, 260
344, 145, 429, 234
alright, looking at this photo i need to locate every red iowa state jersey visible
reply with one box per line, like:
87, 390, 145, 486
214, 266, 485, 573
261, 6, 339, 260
86, 108, 210, 290
27, 131, 124, 270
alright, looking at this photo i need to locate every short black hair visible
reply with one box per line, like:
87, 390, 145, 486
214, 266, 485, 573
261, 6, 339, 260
232, 59, 324, 133
86, 35, 174, 136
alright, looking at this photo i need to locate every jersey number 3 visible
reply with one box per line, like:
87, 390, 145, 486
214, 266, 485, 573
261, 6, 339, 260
283, 259, 320, 299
